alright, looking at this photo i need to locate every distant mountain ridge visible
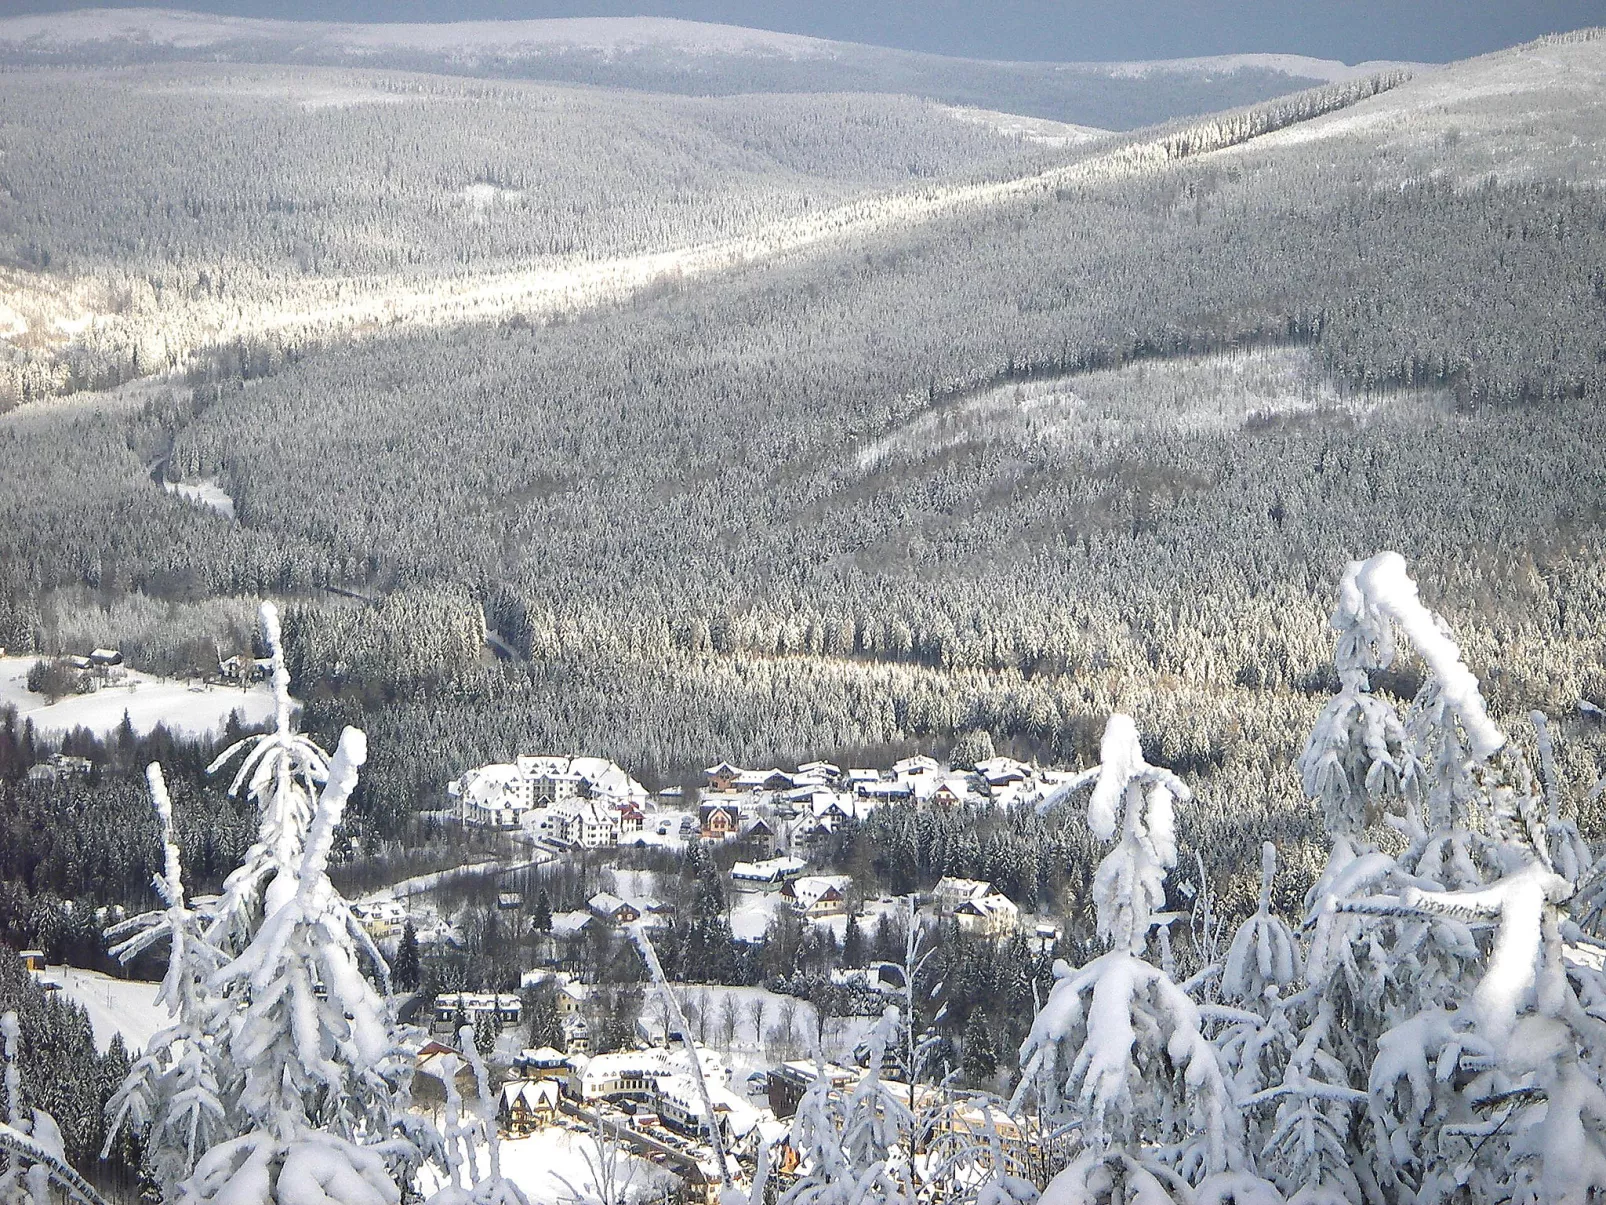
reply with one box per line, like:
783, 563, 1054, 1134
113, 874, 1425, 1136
0, 8, 1424, 128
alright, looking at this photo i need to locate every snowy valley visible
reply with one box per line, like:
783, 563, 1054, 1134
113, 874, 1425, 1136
1, 8, 1605, 1205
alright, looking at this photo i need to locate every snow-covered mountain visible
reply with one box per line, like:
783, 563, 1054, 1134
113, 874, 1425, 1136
0, 8, 1421, 129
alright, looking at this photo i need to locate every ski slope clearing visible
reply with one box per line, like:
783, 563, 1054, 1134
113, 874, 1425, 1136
0, 656, 276, 740
160, 477, 234, 520
854, 347, 1448, 474
54, 967, 165, 1053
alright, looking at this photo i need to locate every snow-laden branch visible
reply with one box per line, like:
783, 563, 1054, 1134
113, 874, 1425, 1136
0, 1123, 114, 1205
625, 923, 733, 1193
1353, 552, 1504, 761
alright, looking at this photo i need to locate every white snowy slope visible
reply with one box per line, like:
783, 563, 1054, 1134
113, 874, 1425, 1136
940, 105, 1109, 146
0, 656, 277, 739
0, 8, 1419, 82
1097, 51, 1420, 82
0, 10, 840, 58
53, 967, 165, 1054
1218, 31, 1606, 182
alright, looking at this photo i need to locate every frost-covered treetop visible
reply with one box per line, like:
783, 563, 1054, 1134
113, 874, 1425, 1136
1300, 550, 1510, 842
1086, 714, 1191, 954
206, 601, 334, 948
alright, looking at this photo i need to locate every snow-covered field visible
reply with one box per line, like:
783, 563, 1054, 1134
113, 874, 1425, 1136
0, 656, 276, 740
54, 967, 166, 1053
485, 1127, 676, 1203
855, 346, 1446, 475
941, 105, 1107, 147
160, 476, 235, 520
1219, 36, 1606, 184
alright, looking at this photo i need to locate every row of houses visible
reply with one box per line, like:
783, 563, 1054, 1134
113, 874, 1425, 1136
704, 754, 1055, 805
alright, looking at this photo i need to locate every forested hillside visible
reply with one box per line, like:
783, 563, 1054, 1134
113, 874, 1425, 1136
1, 27, 1604, 897
0, 62, 1070, 403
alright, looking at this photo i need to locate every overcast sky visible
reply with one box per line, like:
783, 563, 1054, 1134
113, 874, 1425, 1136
10, 0, 1603, 63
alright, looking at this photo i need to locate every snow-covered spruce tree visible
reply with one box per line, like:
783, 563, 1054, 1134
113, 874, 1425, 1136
180, 724, 417, 1205
204, 603, 341, 956
1294, 552, 1606, 1203
1213, 846, 1365, 1204
99, 602, 492, 1205
101, 765, 228, 1198
1013, 715, 1273, 1204
784, 1006, 916, 1205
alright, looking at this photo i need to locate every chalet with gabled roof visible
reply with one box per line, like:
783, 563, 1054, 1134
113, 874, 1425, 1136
782, 874, 853, 919
588, 892, 641, 925
499, 1078, 562, 1135
705, 761, 744, 792
700, 799, 743, 839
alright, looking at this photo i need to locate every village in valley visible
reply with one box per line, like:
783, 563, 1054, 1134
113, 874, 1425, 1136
324, 749, 1079, 1200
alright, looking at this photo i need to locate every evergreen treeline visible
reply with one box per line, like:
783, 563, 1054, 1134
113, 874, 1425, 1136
0, 944, 134, 1174
0, 712, 259, 961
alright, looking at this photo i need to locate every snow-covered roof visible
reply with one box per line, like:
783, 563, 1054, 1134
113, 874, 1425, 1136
500, 1079, 561, 1110
455, 763, 527, 808
435, 991, 521, 1009
957, 893, 1019, 918
731, 856, 807, 881
786, 874, 853, 907
572, 1044, 726, 1093
549, 910, 595, 937
933, 876, 992, 901
588, 891, 637, 917
655, 1073, 764, 1136
515, 755, 573, 777
519, 1045, 570, 1065
975, 756, 1032, 784
921, 774, 977, 802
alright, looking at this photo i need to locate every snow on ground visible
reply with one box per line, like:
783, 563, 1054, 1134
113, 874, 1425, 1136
1218, 37, 1606, 184
0, 656, 277, 740
355, 854, 551, 906
160, 476, 235, 520
650, 983, 823, 1086
420, 1126, 674, 1204
54, 967, 166, 1054
942, 106, 1108, 147
603, 867, 666, 905
855, 346, 1447, 475
649, 977, 883, 1087
623, 807, 694, 852
1096, 52, 1421, 83
729, 888, 785, 943
0, 9, 836, 60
